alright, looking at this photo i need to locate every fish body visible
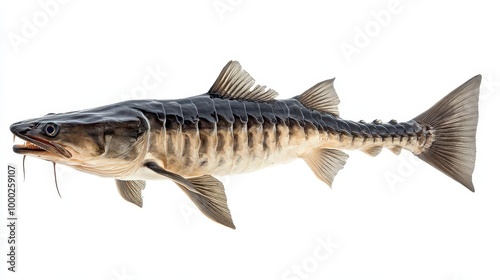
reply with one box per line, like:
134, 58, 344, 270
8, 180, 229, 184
10, 61, 481, 229
122, 94, 426, 180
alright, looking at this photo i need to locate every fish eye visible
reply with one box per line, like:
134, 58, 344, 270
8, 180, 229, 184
44, 123, 59, 137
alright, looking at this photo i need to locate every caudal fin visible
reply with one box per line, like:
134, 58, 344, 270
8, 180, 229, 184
413, 75, 481, 192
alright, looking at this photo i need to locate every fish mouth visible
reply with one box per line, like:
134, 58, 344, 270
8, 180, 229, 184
12, 133, 72, 159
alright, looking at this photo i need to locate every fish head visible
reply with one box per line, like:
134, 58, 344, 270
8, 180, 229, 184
10, 103, 150, 177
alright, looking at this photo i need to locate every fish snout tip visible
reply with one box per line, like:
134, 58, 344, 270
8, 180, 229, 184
9, 122, 30, 137
10, 122, 23, 135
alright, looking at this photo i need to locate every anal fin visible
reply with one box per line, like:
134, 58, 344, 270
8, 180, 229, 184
387, 145, 402, 155
301, 148, 349, 187
116, 179, 146, 208
362, 146, 383, 156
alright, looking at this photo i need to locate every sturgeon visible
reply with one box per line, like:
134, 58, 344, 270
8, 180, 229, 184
10, 61, 481, 229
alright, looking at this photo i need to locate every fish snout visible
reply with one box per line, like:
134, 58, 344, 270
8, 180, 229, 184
10, 122, 30, 136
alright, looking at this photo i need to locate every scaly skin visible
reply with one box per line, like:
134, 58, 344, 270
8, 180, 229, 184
142, 95, 433, 178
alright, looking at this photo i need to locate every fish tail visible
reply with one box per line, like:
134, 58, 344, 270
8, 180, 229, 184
412, 75, 481, 191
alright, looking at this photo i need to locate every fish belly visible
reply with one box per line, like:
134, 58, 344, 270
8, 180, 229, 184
163, 117, 323, 178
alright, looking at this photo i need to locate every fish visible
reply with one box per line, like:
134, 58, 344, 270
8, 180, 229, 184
10, 61, 481, 229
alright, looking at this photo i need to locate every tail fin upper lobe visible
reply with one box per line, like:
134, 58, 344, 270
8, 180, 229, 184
413, 75, 481, 192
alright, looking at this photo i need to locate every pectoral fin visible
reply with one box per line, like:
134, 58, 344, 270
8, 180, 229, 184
175, 176, 235, 229
145, 162, 235, 229
116, 179, 146, 207
301, 148, 349, 187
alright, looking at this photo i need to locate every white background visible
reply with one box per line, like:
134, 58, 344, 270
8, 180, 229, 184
0, 1, 499, 279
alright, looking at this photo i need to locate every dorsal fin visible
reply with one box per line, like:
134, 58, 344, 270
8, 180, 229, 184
208, 61, 278, 102
295, 79, 340, 116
